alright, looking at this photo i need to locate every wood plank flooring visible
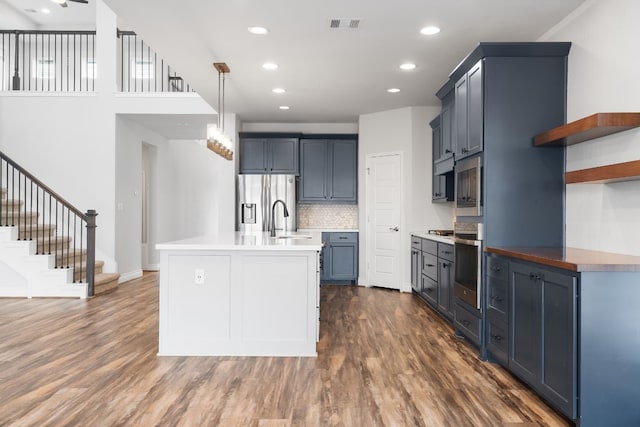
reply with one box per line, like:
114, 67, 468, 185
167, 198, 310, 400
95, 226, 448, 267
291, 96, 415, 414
0, 273, 569, 426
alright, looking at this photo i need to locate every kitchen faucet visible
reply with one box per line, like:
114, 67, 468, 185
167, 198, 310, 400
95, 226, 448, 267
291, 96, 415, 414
270, 199, 289, 237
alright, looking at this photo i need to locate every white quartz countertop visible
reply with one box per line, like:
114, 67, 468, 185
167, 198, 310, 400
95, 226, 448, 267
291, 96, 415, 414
156, 231, 323, 251
411, 231, 454, 245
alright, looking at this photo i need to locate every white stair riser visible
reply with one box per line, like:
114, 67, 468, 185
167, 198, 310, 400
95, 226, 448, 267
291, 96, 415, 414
0, 226, 18, 241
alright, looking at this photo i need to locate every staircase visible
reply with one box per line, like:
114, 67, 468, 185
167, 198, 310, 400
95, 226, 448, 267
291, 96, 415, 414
1, 180, 119, 299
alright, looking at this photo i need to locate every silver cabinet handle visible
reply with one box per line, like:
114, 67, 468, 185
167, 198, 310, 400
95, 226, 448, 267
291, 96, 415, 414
389, 227, 399, 232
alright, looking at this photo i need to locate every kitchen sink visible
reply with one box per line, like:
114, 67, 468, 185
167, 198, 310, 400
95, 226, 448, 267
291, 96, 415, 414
273, 234, 313, 240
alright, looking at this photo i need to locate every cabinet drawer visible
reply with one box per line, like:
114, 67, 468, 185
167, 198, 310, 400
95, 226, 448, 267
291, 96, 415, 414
454, 303, 481, 346
486, 319, 508, 366
438, 243, 454, 262
422, 252, 438, 280
329, 232, 357, 243
421, 239, 438, 255
487, 277, 508, 322
421, 274, 438, 306
487, 255, 508, 281
411, 236, 422, 250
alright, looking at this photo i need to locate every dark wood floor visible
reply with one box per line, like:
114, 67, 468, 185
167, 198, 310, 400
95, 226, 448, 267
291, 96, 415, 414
0, 273, 569, 426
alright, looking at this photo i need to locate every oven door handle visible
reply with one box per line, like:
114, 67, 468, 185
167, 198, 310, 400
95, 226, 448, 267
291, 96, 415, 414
453, 237, 482, 247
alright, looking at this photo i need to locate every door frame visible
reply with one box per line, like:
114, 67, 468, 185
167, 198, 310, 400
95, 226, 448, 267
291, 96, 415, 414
364, 151, 406, 291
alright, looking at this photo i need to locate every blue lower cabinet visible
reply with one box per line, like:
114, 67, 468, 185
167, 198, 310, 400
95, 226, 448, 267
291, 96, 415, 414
321, 232, 358, 284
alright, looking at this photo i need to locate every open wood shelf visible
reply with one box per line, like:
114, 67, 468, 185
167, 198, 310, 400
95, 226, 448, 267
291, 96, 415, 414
534, 112, 640, 146
565, 160, 640, 184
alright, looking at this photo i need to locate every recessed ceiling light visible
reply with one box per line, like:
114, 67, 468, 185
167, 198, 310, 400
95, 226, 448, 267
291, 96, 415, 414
41, 8, 51, 14
387, 88, 400, 93
272, 88, 286, 94
51, 0, 66, 4
248, 26, 269, 35
279, 106, 290, 110
262, 62, 278, 70
420, 26, 441, 36
400, 63, 416, 70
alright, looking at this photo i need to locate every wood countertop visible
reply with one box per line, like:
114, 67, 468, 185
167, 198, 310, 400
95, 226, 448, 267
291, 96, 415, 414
485, 246, 640, 272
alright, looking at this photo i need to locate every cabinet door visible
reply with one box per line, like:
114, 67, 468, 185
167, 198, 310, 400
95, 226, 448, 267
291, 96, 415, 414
239, 138, 267, 173
466, 60, 483, 156
441, 93, 455, 160
438, 259, 454, 318
431, 116, 442, 161
329, 140, 357, 202
510, 262, 541, 386
454, 74, 468, 158
539, 269, 577, 419
411, 249, 421, 292
299, 140, 328, 201
268, 138, 299, 174
432, 174, 447, 202
327, 243, 357, 281
421, 274, 438, 306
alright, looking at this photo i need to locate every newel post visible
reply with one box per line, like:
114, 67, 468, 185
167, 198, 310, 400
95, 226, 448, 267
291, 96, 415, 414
85, 209, 98, 297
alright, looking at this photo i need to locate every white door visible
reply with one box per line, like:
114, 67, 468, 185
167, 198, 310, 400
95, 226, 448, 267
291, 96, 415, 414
366, 153, 402, 290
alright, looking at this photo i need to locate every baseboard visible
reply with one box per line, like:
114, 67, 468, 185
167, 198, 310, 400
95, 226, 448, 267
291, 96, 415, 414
142, 264, 160, 271
119, 269, 143, 283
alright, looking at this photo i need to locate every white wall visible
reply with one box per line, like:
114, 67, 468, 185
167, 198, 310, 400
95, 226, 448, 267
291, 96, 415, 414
358, 107, 453, 290
242, 122, 358, 134
0, 2, 37, 29
541, 0, 640, 256
0, 93, 117, 270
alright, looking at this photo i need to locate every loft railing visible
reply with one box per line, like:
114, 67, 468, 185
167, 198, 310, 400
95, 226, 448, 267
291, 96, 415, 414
0, 151, 97, 296
0, 29, 194, 94
0, 30, 96, 92
117, 30, 194, 93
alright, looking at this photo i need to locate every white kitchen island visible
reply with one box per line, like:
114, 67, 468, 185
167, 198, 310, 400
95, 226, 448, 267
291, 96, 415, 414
156, 232, 322, 357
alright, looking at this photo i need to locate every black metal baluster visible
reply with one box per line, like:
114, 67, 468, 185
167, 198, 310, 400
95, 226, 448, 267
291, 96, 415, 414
48, 193, 52, 258
147, 44, 150, 92
30, 180, 33, 240
92, 34, 95, 91
134, 35, 137, 92
127, 34, 131, 92
161, 58, 164, 91
74, 215, 79, 282
10, 165, 13, 226
66, 208, 70, 270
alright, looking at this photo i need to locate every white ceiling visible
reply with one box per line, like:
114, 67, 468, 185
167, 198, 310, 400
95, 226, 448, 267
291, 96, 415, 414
4, 0, 585, 126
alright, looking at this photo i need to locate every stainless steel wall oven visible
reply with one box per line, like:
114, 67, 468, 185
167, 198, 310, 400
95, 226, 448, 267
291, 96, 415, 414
453, 222, 483, 309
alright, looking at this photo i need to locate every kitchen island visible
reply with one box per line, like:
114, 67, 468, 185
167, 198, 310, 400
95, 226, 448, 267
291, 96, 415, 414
156, 231, 322, 357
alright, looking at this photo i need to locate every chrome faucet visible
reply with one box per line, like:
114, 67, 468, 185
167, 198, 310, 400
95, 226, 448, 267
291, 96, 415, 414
270, 199, 290, 237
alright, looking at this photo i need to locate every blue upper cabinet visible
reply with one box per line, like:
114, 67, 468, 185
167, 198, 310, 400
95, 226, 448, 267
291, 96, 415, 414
299, 136, 357, 203
239, 133, 301, 174
455, 60, 484, 160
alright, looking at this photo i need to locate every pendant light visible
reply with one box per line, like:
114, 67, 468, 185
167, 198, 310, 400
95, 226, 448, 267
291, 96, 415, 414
207, 62, 234, 160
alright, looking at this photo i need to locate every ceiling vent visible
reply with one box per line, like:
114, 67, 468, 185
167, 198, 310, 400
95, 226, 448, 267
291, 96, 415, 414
329, 18, 361, 30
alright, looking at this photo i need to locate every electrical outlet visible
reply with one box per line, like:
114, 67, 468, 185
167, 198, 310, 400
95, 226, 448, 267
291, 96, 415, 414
194, 269, 205, 285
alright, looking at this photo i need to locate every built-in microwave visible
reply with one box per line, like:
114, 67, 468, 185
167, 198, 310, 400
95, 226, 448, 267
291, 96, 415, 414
454, 155, 482, 217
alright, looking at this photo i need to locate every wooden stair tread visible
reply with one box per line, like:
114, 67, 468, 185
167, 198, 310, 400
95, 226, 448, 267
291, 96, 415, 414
95, 272, 120, 285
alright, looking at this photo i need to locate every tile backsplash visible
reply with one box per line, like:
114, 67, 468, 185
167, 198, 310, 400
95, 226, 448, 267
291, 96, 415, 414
297, 204, 358, 229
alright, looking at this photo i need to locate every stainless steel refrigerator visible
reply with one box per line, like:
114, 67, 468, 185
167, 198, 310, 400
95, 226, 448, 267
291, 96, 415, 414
237, 174, 297, 233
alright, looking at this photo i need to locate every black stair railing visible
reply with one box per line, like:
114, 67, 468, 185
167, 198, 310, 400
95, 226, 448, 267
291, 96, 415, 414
117, 30, 195, 93
0, 30, 96, 92
0, 151, 97, 297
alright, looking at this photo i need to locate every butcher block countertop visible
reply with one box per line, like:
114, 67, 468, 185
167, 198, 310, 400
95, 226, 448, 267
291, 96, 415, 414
485, 246, 640, 272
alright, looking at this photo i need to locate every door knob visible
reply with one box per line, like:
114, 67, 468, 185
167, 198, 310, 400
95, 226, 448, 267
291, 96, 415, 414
389, 227, 399, 232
